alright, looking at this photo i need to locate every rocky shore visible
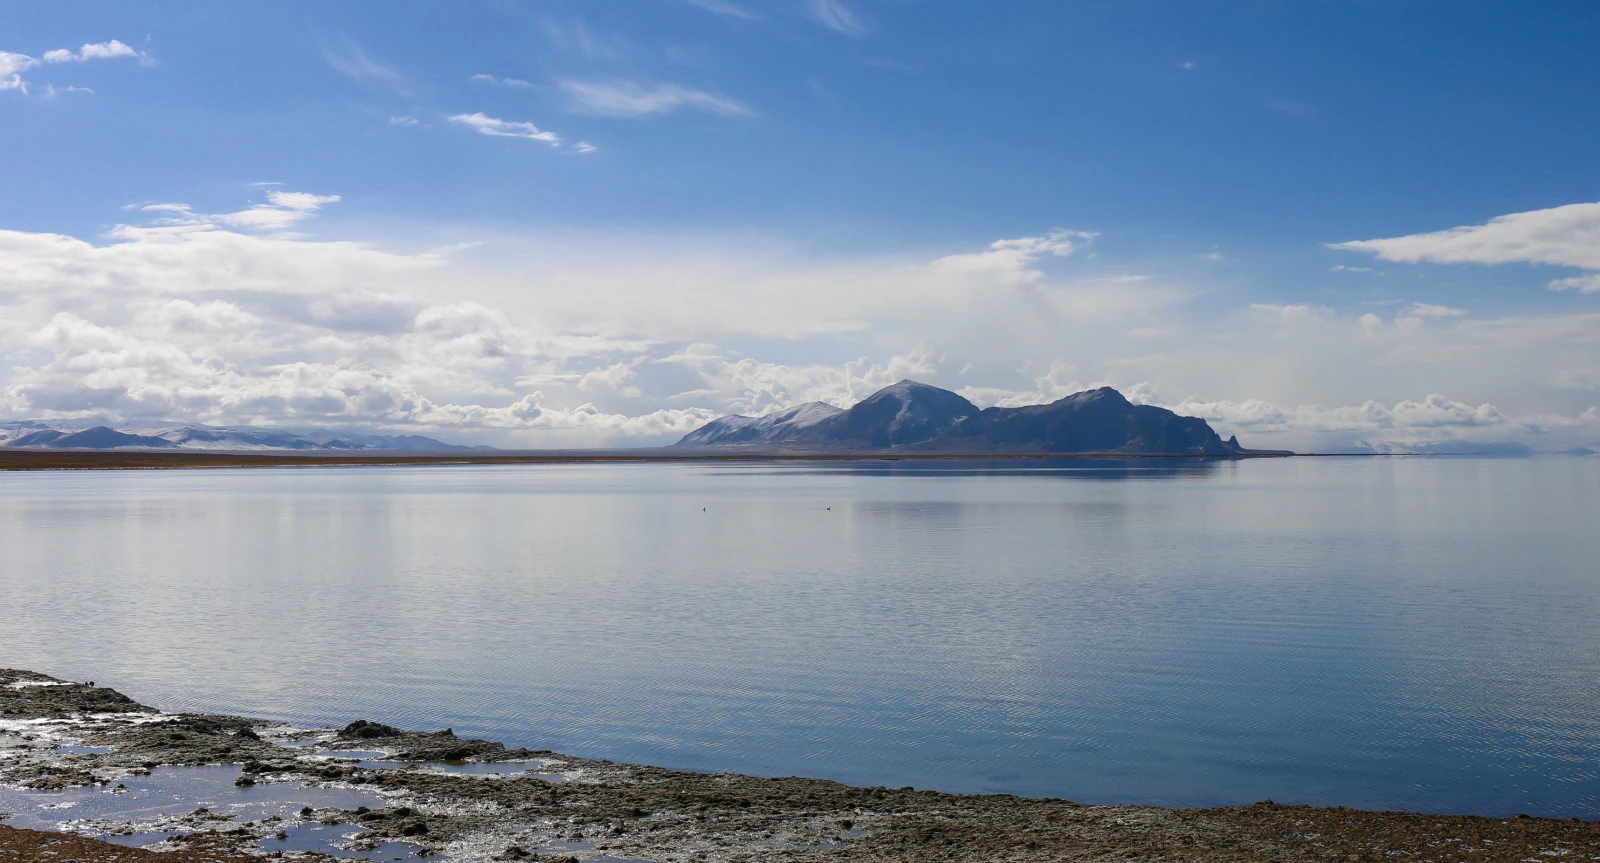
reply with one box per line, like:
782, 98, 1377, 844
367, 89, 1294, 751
2, 669, 1595, 862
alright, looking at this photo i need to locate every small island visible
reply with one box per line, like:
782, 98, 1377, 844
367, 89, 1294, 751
676, 381, 1286, 456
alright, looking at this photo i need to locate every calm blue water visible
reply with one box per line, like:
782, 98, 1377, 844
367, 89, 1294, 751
2, 457, 1597, 818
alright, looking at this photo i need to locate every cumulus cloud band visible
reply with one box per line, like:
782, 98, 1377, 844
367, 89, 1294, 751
1, 195, 1595, 451
1, 39, 146, 94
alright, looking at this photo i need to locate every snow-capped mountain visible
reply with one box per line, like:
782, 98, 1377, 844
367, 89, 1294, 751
674, 401, 845, 447
0, 420, 489, 452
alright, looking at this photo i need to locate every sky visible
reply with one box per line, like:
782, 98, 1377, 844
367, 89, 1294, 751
3, 1, 1599, 452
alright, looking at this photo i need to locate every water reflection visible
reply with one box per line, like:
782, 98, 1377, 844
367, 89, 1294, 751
0, 458, 1596, 818
722, 456, 1234, 480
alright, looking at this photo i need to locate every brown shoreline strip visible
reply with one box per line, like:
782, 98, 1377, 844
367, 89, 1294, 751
0, 449, 1295, 472
0, 824, 324, 863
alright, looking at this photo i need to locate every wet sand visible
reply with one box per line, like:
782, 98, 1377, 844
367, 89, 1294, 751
2, 669, 1595, 862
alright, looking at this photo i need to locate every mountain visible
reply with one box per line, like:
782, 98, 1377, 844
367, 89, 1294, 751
938, 387, 1242, 455
5, 428, 69, 447
674, 380, 1266, 455
41, 427, 175, 449
0, 421, 489, 452
676, 402, 844, 446
675, 381, 981, 450
791, 380, 980, 449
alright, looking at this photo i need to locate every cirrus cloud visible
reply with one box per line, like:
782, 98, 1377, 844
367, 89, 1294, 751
558, 79, 753, 117
808, 0, 866, 36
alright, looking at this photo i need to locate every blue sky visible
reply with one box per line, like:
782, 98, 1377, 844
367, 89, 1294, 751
3, 1, 1599, 450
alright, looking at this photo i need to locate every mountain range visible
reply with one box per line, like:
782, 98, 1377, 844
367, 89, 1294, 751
675, 380, 1270, 455
0, 420, 487, 452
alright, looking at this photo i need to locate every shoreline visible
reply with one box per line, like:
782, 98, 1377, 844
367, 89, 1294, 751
2, 670, 1594, 862
1, 449, 1312, 472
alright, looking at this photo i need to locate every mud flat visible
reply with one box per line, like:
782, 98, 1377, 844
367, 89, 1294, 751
2, 669, 1594, 862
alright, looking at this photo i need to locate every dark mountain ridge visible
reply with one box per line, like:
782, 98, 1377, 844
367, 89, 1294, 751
788, 380, 980, 449
675, 380, 1277, 455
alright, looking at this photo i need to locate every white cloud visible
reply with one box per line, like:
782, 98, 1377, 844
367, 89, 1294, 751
448, 112, 562, 146
210, 191, 342, 232
2, 39, 145, 94
558, 79, 753, 118
41, 40, 143, 63
1329, 264, 1371, 273
1, 52, 39, 91
1331, 201, 1600, 292
1169, 392, 1506, 437
1549, 273, 1600, 294
388, 115, 419, 127
471, 73, 533, 88
808, 0, 866, 36
1, 197, 1596, 451
0, 209, 1180, 444
930, 230, 1096, 287
1405, 303, 1466, 319
1090, 303, 1600, 451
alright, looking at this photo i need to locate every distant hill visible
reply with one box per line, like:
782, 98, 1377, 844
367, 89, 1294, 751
675, 380, 1272, 455
0, 421, 490, 452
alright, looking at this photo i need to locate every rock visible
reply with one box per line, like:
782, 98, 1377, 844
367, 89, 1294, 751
339, 720, 401, 740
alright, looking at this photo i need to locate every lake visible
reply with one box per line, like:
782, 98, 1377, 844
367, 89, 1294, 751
1, 457, 1596, 818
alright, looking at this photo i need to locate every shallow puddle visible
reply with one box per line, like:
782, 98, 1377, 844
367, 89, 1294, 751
260, 821, 422, 861
0, 764, 384, 835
